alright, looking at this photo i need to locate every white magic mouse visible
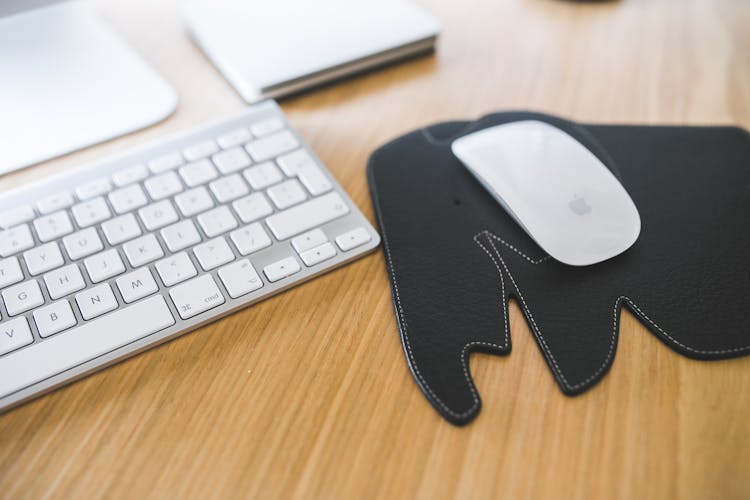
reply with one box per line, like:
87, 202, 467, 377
451, 120, 641, 266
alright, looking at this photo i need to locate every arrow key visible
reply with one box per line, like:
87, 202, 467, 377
263, 256, 301, 283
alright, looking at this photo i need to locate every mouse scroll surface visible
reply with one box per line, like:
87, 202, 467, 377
451, 120, 641, 266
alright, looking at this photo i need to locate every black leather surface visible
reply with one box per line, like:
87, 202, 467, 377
367, 111, 750, 425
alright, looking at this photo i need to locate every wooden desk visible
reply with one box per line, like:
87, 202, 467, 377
2, 0, 749, 498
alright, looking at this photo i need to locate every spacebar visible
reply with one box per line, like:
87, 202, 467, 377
0, 295, 175, 398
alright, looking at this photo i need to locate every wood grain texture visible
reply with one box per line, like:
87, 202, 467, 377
1, 0, 749, 498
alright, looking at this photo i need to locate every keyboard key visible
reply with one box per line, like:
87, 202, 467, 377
212, 147, 251, 174
250, 117, 284, 137
2, 280, 44, 316
138, 200, 179, 231
266, 192, 349, 240
217, 128, 252, 149
193, 237, 234, 271
218, 259, 263, 298
174, 186, 214, 217
277, 150, 332, 195
336, 227, 372, 251
145, 171, 183, 200
112, 164, 148, 187
277, 149, 314, 176
76, 283, 118, 320
243, 161, 283, 190
108, 184, 148, 214
229, 223, 271, 255
232, 192, 273, 224
299, 242, 336, 266
267, 179, 307, 210
209, 174, 249, 203
0, 205, 35, 229
0, 257, 23, 289
161, 220, 201, 252
197, 206, 238, 238
101, 213, 142, 245
148, 151, 184, 173
291, 228, 328, 253
44, 264, 86, 300
179, 159, 218, 187
33, 300, 77, 338
71, 197, 111, 228
116, 267, 158, 303
0, 317, 33, 356
84, 249, 126, 283
155, 252, 197, 286
297, 163, 332, 196
0, 296, 175, 398
263, 256, 301, 282
169, 274, 225, 319
33, 211, 73, 242
76, 178, 111, 200
23, 242, 64, 276
183, 139, 218, 161
245, 130, 298, 162
63, 227, 103, 260
0, 224, 34, 257
123, 234, 164, 267
37, 192, 74, 215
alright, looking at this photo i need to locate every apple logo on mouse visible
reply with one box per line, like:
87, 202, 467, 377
569, 195, 592, 215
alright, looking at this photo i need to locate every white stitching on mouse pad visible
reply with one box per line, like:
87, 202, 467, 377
388, 233, 509, 420
481, 230, 612, 390
376, 216, 510, 420
480, 229, 750, 392
368, 155, 495, 420
482, 232, 551, 265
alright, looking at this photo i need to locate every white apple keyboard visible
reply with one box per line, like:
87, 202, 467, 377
0, 101, 380, 412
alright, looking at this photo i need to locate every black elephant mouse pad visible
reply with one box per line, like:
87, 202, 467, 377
367, 111, 750, 425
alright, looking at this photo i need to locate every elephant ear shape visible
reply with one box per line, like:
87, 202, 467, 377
368, 112, 750, 425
